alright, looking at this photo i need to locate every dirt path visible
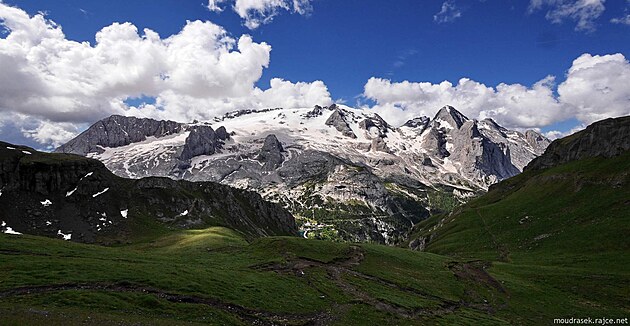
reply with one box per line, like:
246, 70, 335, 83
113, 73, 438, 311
252, 245, 503, 321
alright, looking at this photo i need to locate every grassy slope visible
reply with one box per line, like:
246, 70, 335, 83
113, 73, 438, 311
1, 228, 510, 325
1, 152, 628, 325
409, 152, 630, 324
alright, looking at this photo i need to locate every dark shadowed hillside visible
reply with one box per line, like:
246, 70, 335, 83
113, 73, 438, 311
0, 141, 297, 243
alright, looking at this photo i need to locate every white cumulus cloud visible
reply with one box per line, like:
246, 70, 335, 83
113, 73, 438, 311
528, 0, 606, 32
363, 52, 630, 130
207, 0, 313, 29
207, 0, 226, 12
0, 2, 330, 148
558, 53, 630, 124
363, 76, 564, 129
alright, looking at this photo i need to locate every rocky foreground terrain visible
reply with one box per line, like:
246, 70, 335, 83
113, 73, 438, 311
0, 142, 296, 243
56, 105, 550, 244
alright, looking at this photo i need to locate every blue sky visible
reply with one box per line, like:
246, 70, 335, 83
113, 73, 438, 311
9, 0, 629, 97
0, 0, 629, 148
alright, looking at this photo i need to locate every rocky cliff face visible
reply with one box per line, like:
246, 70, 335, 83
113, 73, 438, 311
55, 105, 549, 244
0, 142, 297, 243
526, 116, 630, 171
257, 134, 285, 171
325, 105, 357, 139
179, 125, 229, 162
55, 115, 184, 156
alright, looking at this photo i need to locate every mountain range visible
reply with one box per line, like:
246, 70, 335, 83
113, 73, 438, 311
1, 115, 627, 325
55, 104, 550, 244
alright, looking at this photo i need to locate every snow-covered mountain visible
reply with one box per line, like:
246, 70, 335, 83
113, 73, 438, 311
56, 105, 549, 244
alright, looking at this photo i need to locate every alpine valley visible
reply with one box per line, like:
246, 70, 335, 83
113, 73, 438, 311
55, 105, 550, 244
1, 115, 627, 325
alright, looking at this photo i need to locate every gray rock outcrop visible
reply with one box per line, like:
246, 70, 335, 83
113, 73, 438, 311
359, 113, 390, 137
325, 109, 357, 139
257, 134, 285, 171
55, 115, 183, 156
215, 126, 230, 141
526, 116, 630, 171
525, 130, 551, 154
433, 105, 469, 129
179, 126, 221, 161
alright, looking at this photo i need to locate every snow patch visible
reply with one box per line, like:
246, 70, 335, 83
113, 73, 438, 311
120, 209, 128, 218
92, 188, 109, 198
3, 227, 22, 235
57, 230, 72, 241
6, 146, 15, 150
41, 199, 52, 207
45, 221, 52, 226
66, 187, 78, 197
2, 220, 22, 235
434, 118, 453, 130
21, 150, 32, 155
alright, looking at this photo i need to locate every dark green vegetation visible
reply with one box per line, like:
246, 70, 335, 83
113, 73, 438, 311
409, 150, 630, 324
2, 229, 510, 325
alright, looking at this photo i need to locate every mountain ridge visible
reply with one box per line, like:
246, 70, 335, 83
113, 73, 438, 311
0, 141, 297, 243
54, 105, 550, 244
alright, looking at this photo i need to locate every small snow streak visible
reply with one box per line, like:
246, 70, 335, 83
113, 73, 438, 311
41, 199, 52, 207
92, 188, 109, 198
66, 187, 78, 197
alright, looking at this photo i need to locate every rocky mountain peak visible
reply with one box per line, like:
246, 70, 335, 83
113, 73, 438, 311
479, 118, 504, 131
359, 113, 391, 138
179, 126, 222, 161
54, 105, 554, 244
257, 134, 285, 171
433, 105, 469, 129
55, 115, 184, 156
403, 117, 430, 129
524, 130, 549, 152
325, 108, 357, 139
